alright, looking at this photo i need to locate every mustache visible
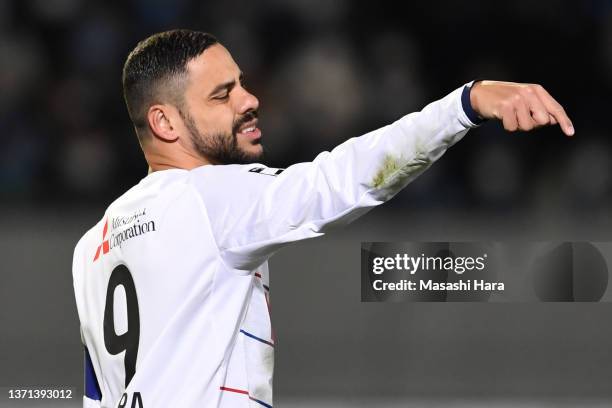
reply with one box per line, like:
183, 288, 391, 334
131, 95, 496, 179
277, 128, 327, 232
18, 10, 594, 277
232, 110, 258, 135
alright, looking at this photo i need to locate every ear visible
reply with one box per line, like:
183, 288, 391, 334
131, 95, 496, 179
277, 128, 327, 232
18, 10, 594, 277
147, 104, 180, 143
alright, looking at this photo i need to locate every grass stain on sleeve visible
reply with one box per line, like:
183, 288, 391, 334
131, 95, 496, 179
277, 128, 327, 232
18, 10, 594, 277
370, 147, 432, 191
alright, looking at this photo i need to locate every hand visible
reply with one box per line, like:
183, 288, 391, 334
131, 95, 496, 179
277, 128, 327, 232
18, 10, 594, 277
470, 80, 574, 136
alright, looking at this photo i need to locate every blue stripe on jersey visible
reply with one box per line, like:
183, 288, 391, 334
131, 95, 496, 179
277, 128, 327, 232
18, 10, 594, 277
239, 329, 274, 347
84, 347, 102, 401
250, 395, 273, 408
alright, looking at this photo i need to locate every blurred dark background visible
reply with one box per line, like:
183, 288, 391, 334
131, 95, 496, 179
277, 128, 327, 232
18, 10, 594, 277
2, 0, 612, 406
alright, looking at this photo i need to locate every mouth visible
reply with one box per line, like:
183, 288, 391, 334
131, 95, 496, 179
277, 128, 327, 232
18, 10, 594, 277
236, 118, 262, 141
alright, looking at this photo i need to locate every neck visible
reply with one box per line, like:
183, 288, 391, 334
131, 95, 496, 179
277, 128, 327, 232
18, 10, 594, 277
143, 145, 214, 172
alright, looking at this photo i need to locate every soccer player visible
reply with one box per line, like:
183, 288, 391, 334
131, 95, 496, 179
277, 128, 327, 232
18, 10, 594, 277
72, 29, 574, 408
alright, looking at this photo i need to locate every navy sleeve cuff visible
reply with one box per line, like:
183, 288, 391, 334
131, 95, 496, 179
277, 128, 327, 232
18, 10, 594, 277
461, 81, 487, 126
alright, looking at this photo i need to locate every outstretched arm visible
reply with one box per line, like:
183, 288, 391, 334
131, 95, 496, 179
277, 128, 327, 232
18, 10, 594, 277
216, 81, 572, 270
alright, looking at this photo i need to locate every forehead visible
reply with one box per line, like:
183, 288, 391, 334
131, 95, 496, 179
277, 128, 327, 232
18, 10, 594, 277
186, 44, 239, 91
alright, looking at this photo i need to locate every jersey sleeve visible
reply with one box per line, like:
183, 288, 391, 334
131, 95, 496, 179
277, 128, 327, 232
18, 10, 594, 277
213, 84, 478, 270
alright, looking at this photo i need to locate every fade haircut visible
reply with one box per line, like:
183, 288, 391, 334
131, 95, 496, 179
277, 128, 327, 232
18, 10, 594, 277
122, 29, 218, 140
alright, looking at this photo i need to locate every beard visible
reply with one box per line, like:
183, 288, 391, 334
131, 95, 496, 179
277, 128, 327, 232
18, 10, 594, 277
182, 109, 264, 165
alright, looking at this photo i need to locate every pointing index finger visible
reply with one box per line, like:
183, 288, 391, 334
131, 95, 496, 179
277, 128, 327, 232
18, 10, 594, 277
534, 85, 574, 136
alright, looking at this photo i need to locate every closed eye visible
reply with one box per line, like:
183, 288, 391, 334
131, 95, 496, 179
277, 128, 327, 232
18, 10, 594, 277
209, 72, 244, 101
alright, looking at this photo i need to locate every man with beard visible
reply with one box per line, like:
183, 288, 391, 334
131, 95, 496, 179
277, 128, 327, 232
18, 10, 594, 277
72, 29, 574, 408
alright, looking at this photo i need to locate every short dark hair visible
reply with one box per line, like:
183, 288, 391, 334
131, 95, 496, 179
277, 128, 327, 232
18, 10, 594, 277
122, 29, 218, 138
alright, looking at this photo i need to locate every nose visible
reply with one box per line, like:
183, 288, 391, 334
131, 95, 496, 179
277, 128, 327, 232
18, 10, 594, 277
236, 87, 259, 114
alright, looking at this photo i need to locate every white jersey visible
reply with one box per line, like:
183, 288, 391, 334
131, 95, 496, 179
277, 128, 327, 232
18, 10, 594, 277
72, 84, 480, 408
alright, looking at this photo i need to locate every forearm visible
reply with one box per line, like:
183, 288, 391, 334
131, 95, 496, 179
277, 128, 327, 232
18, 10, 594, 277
313, 83, 479, 204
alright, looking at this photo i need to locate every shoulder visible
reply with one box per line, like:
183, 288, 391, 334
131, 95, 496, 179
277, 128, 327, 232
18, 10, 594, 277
187, 163, 285, 200
185, 163, 285, 235
73, 170, 194, 259
189, 163, 285, 182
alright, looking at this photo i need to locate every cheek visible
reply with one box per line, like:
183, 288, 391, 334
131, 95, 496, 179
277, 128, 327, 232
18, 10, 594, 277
191, 107, 234, 135
218, 115, 237, 135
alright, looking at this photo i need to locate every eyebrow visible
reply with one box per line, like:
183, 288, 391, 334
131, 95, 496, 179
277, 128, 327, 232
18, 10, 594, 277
208, 72, 244, 97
